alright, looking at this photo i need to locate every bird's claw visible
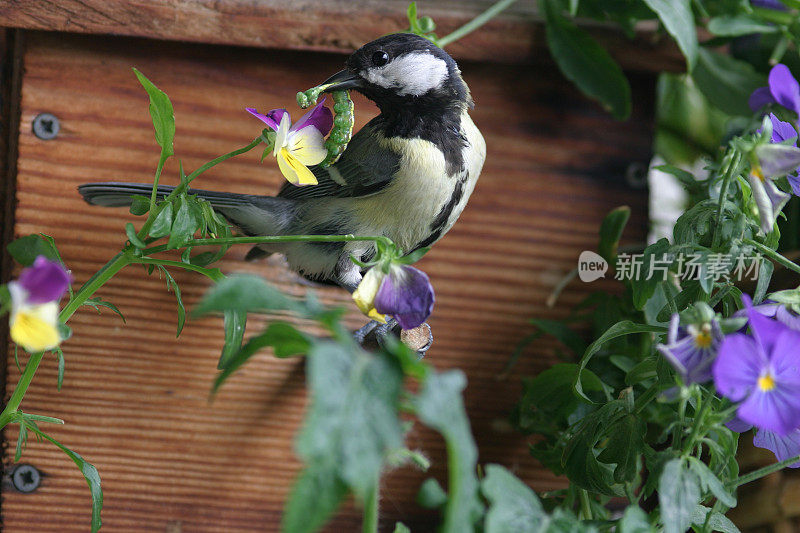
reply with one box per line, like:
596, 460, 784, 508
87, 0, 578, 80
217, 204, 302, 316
353, 319, 433, 359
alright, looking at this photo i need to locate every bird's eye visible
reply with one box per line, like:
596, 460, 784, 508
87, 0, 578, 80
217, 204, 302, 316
371, 50, 389, 67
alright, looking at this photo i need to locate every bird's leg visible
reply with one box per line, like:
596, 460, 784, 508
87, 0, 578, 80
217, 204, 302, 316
354, 318, 433, 359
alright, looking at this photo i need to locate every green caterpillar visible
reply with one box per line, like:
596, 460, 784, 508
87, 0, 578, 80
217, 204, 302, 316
297, 87, 354, 168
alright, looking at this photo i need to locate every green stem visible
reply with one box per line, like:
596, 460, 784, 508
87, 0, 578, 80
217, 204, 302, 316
149, 153, 169, 213
362, 480, 380, 533
683, 389, 714, 455
712, 151, 742, 249
731, 453, 800, 488
743, 238, 800, 276
672, 394, 688, 451
60, 252, 132, 323
437, 0, 519, 47
0, 351, 45, 429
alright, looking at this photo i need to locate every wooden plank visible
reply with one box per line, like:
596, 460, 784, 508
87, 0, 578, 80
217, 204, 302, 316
2, 31, 653, 531
0, 0, 684, 70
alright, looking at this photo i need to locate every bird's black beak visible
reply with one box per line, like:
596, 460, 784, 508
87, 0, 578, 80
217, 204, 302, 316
320, 69, 363, 92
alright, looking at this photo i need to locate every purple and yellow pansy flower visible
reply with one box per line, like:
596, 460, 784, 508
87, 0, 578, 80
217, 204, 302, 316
247, 100, 333, 186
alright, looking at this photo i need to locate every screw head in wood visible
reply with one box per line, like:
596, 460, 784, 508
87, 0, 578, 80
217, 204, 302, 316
11, 464, 41, 493
32, 113, 60, 140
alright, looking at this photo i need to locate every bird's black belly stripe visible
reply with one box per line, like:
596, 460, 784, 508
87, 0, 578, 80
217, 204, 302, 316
413, 178, 465, 250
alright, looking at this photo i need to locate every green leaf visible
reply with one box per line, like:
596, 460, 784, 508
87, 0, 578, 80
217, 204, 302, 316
7, 234, 59, 265
125, 223, 146, 248
641, 0, 698, 70
393, 524, 411, 533
55, 347, 65, 391
658, 458, 700, 533
132, 68, 175, 156
213, 322, 311, 393
167, 197, 197, 249
159, 266, 186, 336
281, 465, 348, 533
417, 477, 448, 509
654, 164, 703, 194
396, 246, 430, 264
687, 456, 736, 507
415, 371, 483, 533
597, 414, 645, 483
129, 195, 150, 216
15, 421, 27, 462
194, 274, 299, 316
574, 321, 667, 402
598, 206, 630, 262
540, 0, 631, 119
481, 464, 547, 533
691, 505, 740, 533
562, 400, 626, 496
28, 426, 102, 533
753, 258, 774, 304
631, 239, 671, 310
517, 363, 604, 432
708, 15, 779, 36
300, 343, 403, 501
149, 202, 173, 239
693, 48, 766, 116
83, 297, 126, 323
617, 505, 654, 532
218, 308, 246, 370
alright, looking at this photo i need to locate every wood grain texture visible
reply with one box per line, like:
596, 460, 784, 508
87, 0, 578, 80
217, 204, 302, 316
2, 31, 652, 531
0, 0, 684, 70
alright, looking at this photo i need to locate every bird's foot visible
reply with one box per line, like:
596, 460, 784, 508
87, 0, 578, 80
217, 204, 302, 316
353, 319, 433, 358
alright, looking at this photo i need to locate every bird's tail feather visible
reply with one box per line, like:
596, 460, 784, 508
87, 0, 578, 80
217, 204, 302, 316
78, 182, 257, 209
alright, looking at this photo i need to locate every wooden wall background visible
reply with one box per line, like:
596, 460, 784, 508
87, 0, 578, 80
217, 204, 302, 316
0, 18, 654, 533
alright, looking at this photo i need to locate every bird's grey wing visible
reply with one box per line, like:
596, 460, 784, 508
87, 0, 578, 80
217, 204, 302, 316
277, 120, 401, 200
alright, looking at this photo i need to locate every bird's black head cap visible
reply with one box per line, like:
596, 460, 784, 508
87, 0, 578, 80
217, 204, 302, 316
322, 33, 472, 115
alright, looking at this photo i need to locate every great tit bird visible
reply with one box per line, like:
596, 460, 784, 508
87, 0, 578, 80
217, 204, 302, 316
80, 33, 486, 297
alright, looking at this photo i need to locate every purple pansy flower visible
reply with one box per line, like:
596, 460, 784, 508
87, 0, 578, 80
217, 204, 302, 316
750, 64, 800, 115
352, 264, 435, 330
657, 313, 723, 384
7, 256, 71, 352
247, 99, 333, 186
713, 295, 800, 435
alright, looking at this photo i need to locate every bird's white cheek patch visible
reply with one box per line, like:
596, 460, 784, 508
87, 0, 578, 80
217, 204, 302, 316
362, 52, 449, 96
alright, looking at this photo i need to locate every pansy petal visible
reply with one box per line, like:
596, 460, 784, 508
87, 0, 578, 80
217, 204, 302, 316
789, 174, 800, 197
754, 429, 800, 467
769, 329, 800, 385
286, 127, 329, 166
352, 268, 388, 324
769, 64, 800, 115
745, 293, 789, 356
756, 143, 800, 178
738, 386, 800, 436
713, 333, 764, 401
374, 265, 435, 330
750, 86, 775, 111
769, 113, 798, 145
292, 98, 333, 136
775, 305, 800, 330
17, 256, 71, 305
273, 112, 293, 157
277, 149, 319, 186
725, 416, 753, 433
246, 107, 287, 132
9, 302, 61, 352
